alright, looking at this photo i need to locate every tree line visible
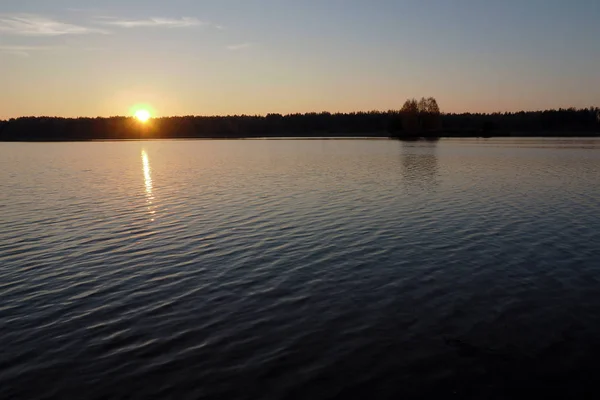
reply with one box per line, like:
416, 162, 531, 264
0, 99, 598, 141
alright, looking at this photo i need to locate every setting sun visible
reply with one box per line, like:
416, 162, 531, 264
134, 109, 151, 122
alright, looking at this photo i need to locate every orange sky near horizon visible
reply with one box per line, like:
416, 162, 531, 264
1, 1, 599, 119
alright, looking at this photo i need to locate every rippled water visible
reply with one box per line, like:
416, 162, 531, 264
1, 138, 600, 399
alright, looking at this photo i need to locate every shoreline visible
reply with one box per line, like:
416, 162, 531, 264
2, 134, 599, 143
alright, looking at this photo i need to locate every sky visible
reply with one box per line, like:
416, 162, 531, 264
0, 0, 599, 118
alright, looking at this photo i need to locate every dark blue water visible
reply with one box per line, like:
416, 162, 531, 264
1, 138, 600, 399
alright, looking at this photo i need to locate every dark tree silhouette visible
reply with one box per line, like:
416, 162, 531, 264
0, 105, 598, 141
419, 97, 442, 132
395, 97, 442, 137
400, 98, 420, 134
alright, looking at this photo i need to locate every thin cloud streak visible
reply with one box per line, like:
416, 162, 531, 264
227, 43, 254, 51
0, 45, 59, 51
0, 14, 108, 36
99, 17, 205, 28
1, 49, 30, 57
0, 45, 61, 57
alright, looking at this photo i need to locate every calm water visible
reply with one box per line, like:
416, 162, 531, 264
1, 138, 600, 399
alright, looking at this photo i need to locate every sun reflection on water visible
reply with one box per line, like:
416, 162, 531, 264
141, 149, 156, 221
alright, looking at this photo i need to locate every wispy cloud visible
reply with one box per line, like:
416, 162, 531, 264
98, 17, 205, 29
0, 14, 107, 36
0, 44, 61, 57
1, 50, 30, 57
227, 43, 254, 51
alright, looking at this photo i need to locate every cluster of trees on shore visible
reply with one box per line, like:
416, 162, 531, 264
0, 99, 598, 141
388, 97, 442, 134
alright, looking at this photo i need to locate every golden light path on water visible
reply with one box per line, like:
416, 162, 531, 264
141, 149, 156, 221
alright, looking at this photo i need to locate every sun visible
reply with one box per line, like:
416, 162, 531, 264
134, 109, 151, 123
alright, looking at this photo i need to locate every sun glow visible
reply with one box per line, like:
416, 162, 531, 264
135, 109, 151, 122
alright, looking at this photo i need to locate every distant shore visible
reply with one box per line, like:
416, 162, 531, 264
1, 109, 598, 141
2, 134, 599, 143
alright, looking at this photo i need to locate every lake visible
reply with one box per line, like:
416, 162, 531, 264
1, 138, 600, 399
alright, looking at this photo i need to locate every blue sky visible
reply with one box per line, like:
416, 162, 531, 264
1, 0, 598, 118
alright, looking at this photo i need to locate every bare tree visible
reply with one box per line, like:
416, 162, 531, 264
423, 97, 441, 131
417, 97, 428, 114
401, 98, 419, 133
401, 98, 419, 114
426, 97, 440, 114
400, 97, 441, 134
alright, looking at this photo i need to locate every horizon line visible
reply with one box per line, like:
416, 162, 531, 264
2, 106, 599, 121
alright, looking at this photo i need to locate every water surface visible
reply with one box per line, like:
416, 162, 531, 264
1, 138, 600, 399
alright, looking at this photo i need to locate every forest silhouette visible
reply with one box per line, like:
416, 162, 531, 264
1, 98, 598, 141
